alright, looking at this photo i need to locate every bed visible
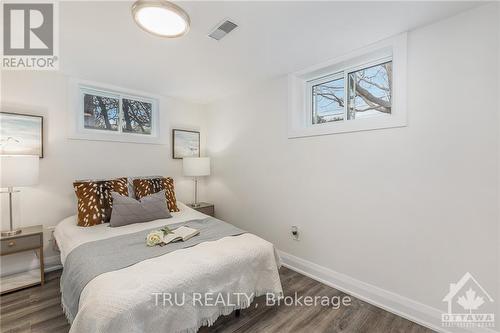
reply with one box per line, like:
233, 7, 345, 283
54, 202, 283, 333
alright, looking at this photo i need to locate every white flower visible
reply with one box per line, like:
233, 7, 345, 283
146, 231, 164, 247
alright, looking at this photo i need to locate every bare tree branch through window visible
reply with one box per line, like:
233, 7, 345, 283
122, 99, 152, 135
311, 61, 392, 124
83, 94, 119, 131
82, 91, 154, 135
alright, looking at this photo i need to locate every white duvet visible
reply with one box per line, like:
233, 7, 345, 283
54, 203, 283, 333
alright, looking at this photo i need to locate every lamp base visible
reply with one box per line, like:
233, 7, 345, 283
1, 229, 22, 237
190, 203, 202, 208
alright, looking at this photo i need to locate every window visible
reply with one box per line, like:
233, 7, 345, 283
308, 59, 393, 126
80, 86, 157, 136
69, 80, 161, 144
288, 33, 407, 138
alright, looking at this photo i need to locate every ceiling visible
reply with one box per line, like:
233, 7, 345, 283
60, 1, 482, 104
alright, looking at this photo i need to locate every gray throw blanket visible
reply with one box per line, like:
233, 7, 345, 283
60, 218, 245, 323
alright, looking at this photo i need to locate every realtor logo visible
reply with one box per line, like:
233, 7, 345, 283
442, 272, 495, 328
1, 1, 58, 70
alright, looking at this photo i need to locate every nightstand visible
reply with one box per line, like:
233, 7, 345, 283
187, 202, 215, 217
0, 225, 44, 294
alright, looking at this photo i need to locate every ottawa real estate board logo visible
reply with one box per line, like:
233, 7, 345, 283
1, 1, 58, 70
442, 272, 495, 328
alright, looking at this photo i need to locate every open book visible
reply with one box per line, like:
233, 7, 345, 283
163, 226, 200, 244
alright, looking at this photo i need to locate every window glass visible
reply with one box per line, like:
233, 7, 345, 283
312, 77, 345, 124
83, 93, 119, 131
122, 98, 152, 134
347, 61, 392, 120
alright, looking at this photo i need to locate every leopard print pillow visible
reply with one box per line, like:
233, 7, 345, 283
74, 177, 128, 227
133, 177, 179, 212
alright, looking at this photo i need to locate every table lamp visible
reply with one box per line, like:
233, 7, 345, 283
0, 155, 39, 236
182, 157, 210, 208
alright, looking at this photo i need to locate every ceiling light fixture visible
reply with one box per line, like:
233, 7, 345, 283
131, 0, 190, 38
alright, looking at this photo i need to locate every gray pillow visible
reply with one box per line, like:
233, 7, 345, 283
109, 190, 171, 227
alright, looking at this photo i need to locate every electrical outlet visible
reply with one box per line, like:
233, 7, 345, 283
291, 226, 299, 240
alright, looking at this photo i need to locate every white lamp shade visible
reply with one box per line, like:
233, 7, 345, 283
183, 157, 210, 177
0, 155, 39, 188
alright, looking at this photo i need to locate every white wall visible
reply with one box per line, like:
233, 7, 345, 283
207, 3, 499, 328
0, 71, 208, 275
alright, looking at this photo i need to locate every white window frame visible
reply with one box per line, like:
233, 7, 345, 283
68, 78, 162, 144
288, 33, 407, 138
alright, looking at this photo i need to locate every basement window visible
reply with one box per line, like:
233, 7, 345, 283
68, 80, 161, 144
82, 87, 154, 135
288, 33, 407, 138
309, 60, 392, 124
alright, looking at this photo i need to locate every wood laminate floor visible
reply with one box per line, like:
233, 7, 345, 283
0, 267, 435, 333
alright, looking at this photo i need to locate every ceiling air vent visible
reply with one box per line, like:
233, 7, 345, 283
208, 20, 238, 41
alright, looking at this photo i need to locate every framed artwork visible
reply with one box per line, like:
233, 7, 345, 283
0, 112, 43, 158
172, 129, 200, 159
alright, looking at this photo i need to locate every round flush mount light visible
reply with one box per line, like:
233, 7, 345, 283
131, 0, 190, 38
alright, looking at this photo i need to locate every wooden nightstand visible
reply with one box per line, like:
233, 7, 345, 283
0, 225, 44, 294
187, 202, 215, 217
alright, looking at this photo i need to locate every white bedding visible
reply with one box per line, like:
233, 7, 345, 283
54, 202, 283, 333
55, 202, 208, 265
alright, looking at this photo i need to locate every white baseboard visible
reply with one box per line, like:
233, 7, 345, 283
278, 250, 498, 333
